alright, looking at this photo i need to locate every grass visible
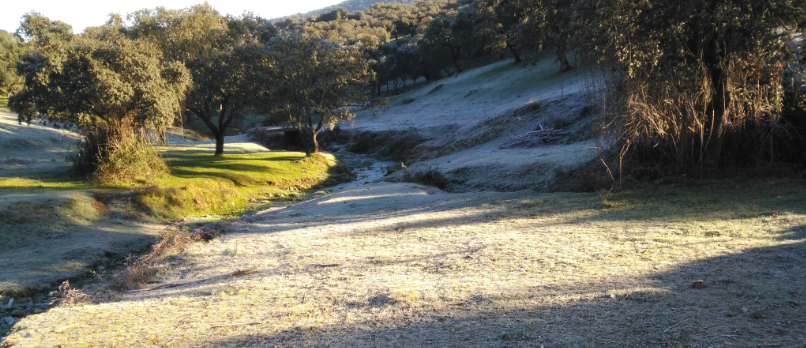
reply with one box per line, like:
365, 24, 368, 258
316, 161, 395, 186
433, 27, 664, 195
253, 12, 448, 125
133, 147, 351, 220
0, 178, 100, 189
0, 109, 350, 310
4, 179, 805, 347
0, 96, 8, 110
0, 144, 349, 220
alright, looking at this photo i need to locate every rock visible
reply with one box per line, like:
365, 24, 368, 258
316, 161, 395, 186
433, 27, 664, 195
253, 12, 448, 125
692, 280, 705, 289
502, 333, 513, 341
751, 310, 767, 319
3, 316, 16, 326
725, 312, 737, 317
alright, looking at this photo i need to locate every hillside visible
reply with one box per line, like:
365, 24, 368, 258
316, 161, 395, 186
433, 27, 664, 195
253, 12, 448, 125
340, 52, 599, 191
276, 0, 417, 20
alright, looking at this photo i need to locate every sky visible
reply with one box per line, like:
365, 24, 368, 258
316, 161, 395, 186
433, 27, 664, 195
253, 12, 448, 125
1, 0, 345, 34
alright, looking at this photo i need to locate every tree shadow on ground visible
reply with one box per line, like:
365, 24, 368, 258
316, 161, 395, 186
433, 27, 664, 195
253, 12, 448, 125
193, 226, 806, 348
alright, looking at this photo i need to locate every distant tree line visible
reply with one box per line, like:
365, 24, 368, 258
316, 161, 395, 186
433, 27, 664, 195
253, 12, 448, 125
0, 0, 804, 180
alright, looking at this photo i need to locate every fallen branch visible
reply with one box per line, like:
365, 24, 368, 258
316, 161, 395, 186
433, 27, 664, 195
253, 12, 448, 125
211, 321, 261, 329
500, 124, 570, 149
310, 263, 341, 267
130, 266, 257, 293
662, 320, 684, 334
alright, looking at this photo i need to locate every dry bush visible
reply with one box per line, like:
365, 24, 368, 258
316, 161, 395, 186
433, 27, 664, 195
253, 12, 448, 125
388, 164, 448, 190
599, 51, 806, 177
58, 280, 91, 306
347, 129, 427, 161
109, 221, 232, 291
69, 122, 168, 184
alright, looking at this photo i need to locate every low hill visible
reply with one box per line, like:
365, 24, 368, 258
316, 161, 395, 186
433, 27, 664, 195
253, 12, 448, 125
340, 52, 600, 191
276, 0, 417, 20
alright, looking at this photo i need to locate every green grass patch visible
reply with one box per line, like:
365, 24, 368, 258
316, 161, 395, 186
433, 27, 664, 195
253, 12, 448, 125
0, 178, 101, 189
134, 148, 352, 220
0, 143, 353, 220
0, 95, 8, 109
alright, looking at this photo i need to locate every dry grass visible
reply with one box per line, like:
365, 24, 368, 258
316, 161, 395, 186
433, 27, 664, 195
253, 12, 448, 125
388, 165, 448, 190
4, 179, 805, 347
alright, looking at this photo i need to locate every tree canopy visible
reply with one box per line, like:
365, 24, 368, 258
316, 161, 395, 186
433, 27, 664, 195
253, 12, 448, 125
265, 32, 375, 154
4, 0, 804, 171
125, 4, 277, 154
9, 30, 189, 129
574, 0, 806, 169
0, 30, 23, 97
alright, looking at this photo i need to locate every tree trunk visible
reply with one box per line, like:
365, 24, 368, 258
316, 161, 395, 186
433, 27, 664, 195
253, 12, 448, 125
704, 66, 727, 166
508, 44, 521, 64
702, 37, 728, 167
556, 49, 572, 73
451, 46, 462, 73
311, 131, 319, 154
309, 116, 324, 155
214, 131, 225, 156
158, 129, 167, 146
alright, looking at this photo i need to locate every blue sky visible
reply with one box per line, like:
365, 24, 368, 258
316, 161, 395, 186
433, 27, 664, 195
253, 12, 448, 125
1, 0, 344, 33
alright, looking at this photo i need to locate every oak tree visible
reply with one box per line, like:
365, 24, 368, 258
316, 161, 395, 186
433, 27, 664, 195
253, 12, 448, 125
265, 32, 374, 155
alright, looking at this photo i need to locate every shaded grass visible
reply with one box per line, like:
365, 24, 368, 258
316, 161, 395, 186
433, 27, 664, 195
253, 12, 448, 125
0, 195, 102, 251
5, 179, 805, 347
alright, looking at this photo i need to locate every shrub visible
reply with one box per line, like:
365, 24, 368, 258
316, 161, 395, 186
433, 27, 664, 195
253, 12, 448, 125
390, 165, 448, 190
347, 129, 427, 161
69, 123, 169, 185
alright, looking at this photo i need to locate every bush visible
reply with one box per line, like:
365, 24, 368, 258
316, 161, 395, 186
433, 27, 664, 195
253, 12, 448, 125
389, 165, 448, 190
347, 129, 427, 161
69, 123, 169, 185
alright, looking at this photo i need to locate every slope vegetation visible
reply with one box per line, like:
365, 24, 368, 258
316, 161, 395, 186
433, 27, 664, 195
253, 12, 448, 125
343, 54, 600, 191
280, 0, 418, 20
